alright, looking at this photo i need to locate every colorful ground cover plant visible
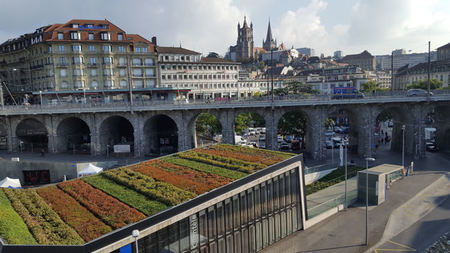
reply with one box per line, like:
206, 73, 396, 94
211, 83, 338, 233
129, 159, 233, 194
103, 168, 196, 206
0, 189, 36, 245
213, 144, 294, 161
175, 151, 259, 173
82, 174, 168, 216
207, 145, 289, 165
162, 156, 247, 180
3, 188, 84, 245
58, 179, 146, 229
37, 186, 112, 242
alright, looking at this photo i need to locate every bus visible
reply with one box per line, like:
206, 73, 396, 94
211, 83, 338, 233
332, 87, 364, 99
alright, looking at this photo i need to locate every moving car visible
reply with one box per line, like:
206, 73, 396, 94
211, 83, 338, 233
426, 142, 438, 152
406, 89, 433, 97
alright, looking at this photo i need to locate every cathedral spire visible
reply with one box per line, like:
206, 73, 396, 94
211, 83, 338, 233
263, 18, 277, 51
266, 19, 273, 44
243, 16, 248, 27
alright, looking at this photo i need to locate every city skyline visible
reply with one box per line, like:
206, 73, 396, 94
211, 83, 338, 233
0, 0, 449, 57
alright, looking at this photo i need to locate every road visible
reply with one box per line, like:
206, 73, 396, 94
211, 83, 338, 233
373, 194, 450, 252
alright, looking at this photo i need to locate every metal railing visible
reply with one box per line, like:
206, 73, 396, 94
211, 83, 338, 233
307, 189, 358, 219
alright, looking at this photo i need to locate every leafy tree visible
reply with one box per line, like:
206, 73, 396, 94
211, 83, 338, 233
286, 81, 318, 94
253, 91, 262, 97
406, 79, 443, 90
376, 111, 392, 123
360, 80, 379, 93
325, 118, 335, 129
196, 113, 222, 137
278, 111, 307, 138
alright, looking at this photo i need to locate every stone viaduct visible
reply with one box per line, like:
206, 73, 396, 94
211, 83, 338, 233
0, 95, 449, 160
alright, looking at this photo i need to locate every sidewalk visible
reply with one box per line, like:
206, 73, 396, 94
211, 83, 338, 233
262, 170, 448, 253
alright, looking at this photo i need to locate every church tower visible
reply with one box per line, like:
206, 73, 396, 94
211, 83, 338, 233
232, 16, 254, 61
263, 19, 277, 51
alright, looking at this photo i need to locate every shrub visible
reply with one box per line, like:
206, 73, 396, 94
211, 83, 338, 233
82, 175, 168, 216
58, 179, 146, 229
103, 168, 197, 206
37, 186, 112, 242
0, 189, 36, 245
162, 156, 247, 180
3, 188, 84, 245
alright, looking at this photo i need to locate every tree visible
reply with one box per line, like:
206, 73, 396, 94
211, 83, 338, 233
325, 118, 335, 129
196, 113, 222, 137
376, 111, 392, 123
285, 81, 317, 94
360, 80, 378, 93
407, 79, 443, 90
253, 91, 262, 97
278, 111, 307, 138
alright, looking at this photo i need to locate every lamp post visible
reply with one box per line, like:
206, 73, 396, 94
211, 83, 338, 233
401, 125, 406, 169
132, 229, 139, 253
365, 157, 375, 246
344, 137, 348, 209
0, 81, 4, 110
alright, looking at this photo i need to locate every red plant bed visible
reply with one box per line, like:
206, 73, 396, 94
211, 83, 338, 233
58, 180, 146, 229
197, 147, 281, 166
132, 160, 232, 194
37, 186, 112, 242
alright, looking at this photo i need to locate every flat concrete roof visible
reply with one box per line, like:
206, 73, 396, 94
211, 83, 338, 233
360, 164, 403, 175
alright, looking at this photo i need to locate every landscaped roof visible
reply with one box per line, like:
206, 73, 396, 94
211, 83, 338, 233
0, 144, 295, 245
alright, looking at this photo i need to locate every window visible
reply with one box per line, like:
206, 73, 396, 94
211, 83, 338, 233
73, 69, 82, 76
208, 206, 216, 240
91, 69, 97, 76
58, 45, 65, 52
70, 32, 80, 40
103, 45, 111, 52
135, 47, 141, 53
59, 57, 66, 65
146, 80, 155, 87
89, 45, 95, 52
119, 69, 126, 76
91, 80, 98, 88
120, 80, 127, 88
74, 80, 83, 88
134, 80, 143, 88
48, 46, 52, 53
90, 57, 96, 65
60, 69, 67, 77
88, 33, 94, 40
145, 68, 154, 77
142, 47, 148, 53
144, 58, 154, 66
57, 32, 64, 40
73, 57, 82, 65
117, 33, 123, 40
100, 32, 110, 40
103, 68, 113, 76
72, 44, 81, 52
118, 45, 124, 53
133, 68, 142, 77
118, 57, 126, 65
103, 57, 113, 64
61, 81, 68, 88
132, 58, 142, 66
104, 80, 113, 87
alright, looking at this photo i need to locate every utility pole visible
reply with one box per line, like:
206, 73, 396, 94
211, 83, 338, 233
391, 51, 394, 92
427, 41, 431, 97
271, 49, 274, 102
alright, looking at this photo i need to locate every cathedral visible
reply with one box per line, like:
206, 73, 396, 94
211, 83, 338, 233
263, 20, 277, 51
229, 17, 254, 62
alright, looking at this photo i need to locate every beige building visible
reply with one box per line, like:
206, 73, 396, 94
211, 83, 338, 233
394, 60, 450, 90
0, 19, 160, 104
341, 50, 376, 71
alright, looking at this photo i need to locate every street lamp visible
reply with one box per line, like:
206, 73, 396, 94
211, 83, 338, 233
365, 157, 375, 246
401, 125, 406, 169
344, 137, 349, 209
132, 229, 139, 253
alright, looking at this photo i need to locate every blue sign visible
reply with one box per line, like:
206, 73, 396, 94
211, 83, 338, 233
119, 244, 132, 253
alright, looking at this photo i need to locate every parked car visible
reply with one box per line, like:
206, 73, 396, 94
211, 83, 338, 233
426, 142, 438, 152
406, 89, 433, 97
279, 142, 290, 150
259, 134, 266, 141
284, 135, 294, 143
277, 136, 284, 143
325, 140, 334, 149
259, 141, 266, 149
325, 130, 335, 137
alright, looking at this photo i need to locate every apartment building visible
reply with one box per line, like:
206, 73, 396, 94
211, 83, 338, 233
341, 50, 376, 71
0, 19, 177, 104
157, 46, 241, 100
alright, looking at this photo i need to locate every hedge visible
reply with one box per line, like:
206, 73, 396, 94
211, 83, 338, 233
3, 188, 84, 245
103, 168, 196, 206
162, 156, 247, 180
0, 189, 36, 245
82, 175, 168, 216
58, 180, 146, 229
37, 186, 112, 242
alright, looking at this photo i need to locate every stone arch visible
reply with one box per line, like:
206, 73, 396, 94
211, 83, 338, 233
234, 110, 266, 148
433, 105, 450, 152
0, 120, 7, 150
276, 108, 311, 154
99, 115, 134, 155
325, 106, 360, 155
188, 111, 223, 148
374, 105, 410, 153
56, 117, 91, 154
16, 118, 48, 152
143, 114, 179, 155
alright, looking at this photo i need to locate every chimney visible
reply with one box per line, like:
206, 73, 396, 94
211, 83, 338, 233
151, 36, 157, 46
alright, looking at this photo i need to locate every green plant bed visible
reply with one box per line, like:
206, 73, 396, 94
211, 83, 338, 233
0, 189, 36, 245
83, 175, 168, 216
305, 166, 364, 195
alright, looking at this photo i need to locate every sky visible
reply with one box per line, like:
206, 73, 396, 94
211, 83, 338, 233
0, 0, 449, 57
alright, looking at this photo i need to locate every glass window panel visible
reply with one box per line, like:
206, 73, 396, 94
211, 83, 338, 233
247, 189, 254, 222
224, 199, 232, 232
158, 227, 169, 252
240, 192, 247, 225
273, 177, 279, 211
262, 219, 269, 247
279, 174, 286, 208
234, 231, 241, 253
254, 186, 261, 218
169, 223, 180, 253
144, 233, 158, 253
268, 216, 275, 244
241, 228, 249, 253
291, 169, 298, 204
218, 238, 225, 253
200, 246, 208, 253
208, 206, 216, 240
292, 206, 298, 231
255, 221, 262, 251
216, 202, 224, 237
199, 210, 208, 245
275, 213, 281, 240
226, 234, 234, 253
180, 218, 190, 252
249, 224, 256, 253
209, 241, 217, 253
232, 195, 240, 229
281, 211, 287, 238
285, 172, 292, 205
261, 183, 267, 216
267, 180, 273, 213
286, 208, 293, 235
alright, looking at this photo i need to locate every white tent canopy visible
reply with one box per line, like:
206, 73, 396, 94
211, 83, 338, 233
78, 163, 103, 177
0, 177, 22, 188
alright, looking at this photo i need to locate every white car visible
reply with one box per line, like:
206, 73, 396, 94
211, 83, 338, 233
277, 136, 284, 143
279, 142, 290, 150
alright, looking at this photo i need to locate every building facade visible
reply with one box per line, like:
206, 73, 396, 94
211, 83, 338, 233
393, 60, 450, 90
0, 19, 162, 104
437, 42, 450, 61
341, 50, 376, 71
375, 52, 437, 71
229, 17, 254, 62
158, 46, 241, 100
296, 48, 315, 57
